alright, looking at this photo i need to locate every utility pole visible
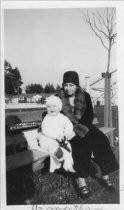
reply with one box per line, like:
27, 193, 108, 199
85, 76, 90, 92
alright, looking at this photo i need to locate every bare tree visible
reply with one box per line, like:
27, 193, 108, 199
84, 8, 116, 72
84, 8, 117, 145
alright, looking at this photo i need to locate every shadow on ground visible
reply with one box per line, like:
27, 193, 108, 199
7, 146, 119, 205
31, 170, 119, 204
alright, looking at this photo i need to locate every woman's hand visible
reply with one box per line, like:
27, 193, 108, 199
74, 123, 89, 138
36, 132, 41, 141
56, 133, 64, 142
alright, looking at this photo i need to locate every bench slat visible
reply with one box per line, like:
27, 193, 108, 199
99, 127, 115, 135
6, 133, 27, 146
6, 129, 38, 148
6, 149, 48, 171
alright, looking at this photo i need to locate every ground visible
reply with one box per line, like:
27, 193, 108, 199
7, 145, 119, 205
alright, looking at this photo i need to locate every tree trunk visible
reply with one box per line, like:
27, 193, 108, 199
102, 40, 114, 146
107, 41, 111, 72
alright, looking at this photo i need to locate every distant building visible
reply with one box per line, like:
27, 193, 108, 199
96, 100, 101, 106
11, 97, 18, 103
32, 95, 42, 102
18, 95, 27, 103
26, 96, 32, 103
21, 85, 26, 94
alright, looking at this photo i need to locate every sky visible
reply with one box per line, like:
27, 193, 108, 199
4, 7, 117, 94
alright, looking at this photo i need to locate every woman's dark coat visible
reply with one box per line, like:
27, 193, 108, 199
68, 91, 118, 178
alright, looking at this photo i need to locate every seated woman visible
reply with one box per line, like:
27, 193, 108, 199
56, 70, 119, 198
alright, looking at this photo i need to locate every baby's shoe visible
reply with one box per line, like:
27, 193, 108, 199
54, 147, 63, 159
68, 167, 75, 173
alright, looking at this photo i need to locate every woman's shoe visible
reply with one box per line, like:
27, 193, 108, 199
73, 177, 91, 198
97, 178, 115, 191
78, 186, 90, 198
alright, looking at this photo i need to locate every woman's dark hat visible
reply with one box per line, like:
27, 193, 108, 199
62, 71, 79, 86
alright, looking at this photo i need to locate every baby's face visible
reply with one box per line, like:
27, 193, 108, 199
47, 104, 60, 116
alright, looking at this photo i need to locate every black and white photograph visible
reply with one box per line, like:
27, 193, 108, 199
1, 0, 124, 209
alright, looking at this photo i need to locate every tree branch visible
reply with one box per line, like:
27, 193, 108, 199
97, 11, 108, 31
110, 9, 116, 35
111, 33, 117, 46
92, 13, 109, 39
85, 9, 116, 51
86, 11, 109, 50
86, 18, 109, 50
106, 8, 110, 29
94, 13, 103, 30
110, 8, 116, 28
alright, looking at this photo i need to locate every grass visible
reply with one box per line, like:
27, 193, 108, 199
6, 145, 119, 205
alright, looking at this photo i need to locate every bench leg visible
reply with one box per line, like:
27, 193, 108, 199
32, 159, 45, 172
7, 166, 35, 205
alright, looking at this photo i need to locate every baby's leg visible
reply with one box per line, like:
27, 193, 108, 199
62, 143, 75, 173
26, 131, 44, 151
38, 136, 63, 172
37, 134, 49, 152
48, 143, 63, 172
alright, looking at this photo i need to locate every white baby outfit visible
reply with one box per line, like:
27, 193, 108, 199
38, 113, 75, 173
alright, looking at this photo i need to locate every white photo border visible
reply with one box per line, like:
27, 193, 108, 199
1, 1, 124, 210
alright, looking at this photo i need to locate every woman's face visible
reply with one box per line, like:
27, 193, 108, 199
63, 83, 77, 96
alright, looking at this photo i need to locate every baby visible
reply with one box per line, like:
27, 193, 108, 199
37, 95, 75, 173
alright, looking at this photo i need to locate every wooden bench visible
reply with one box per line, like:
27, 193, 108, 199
99, 126, 115, 135
6, 123, 115, 172
6, 149, 48, 172
6, 123, 49, 172
99, 126, 115, 146
90, 126, 115, 158
93, 117, 115, 146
